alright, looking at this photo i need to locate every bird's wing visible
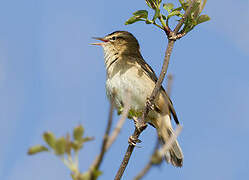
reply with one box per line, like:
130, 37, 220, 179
132, 56, 179, 125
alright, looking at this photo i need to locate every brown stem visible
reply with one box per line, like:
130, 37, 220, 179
114, 39, 175, 180
89, 101, 114, 180
134, 75, 174, 180
114, 2, 197, 179
106, 100, 131, 149
173, 0, 197, 34
89, 94, 131, 179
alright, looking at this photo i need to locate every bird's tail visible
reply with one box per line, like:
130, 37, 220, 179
157, 115, 183, 167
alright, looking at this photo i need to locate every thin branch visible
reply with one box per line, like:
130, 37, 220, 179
173, 0, 197, 34
134, 74, 174, 180
114, 38, 175, 180
158, 14, 171, 36
106, 98, 131, 149
114, 2, 197, 179
89, 100, 114, 179
89, 93, 131, 179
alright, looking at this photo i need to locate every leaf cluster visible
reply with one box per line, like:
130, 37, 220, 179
28, 125, 93, 156
125, 0, 210, 35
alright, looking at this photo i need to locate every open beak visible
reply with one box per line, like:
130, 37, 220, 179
91, 37, 109, 46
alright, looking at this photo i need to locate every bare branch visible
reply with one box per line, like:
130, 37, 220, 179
115, 2, 198, 179
114, 38, 175, 180
89, 100, 114, 179
134, 74, 174, 180
106, 98, 131, 150
89, 93, 131, 180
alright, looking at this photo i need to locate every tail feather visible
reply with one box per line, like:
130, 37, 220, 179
158, 115, 183, 167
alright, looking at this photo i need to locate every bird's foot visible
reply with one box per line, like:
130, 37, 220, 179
128, 135, 142, 147
146, 98, 155, 111
133, 117, 147, 132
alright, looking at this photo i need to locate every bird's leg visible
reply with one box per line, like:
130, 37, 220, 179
128, 117, 142, 146
128, 135, 141, 146
146, 97, 155, 111
132, 116, 139, 126
133, 117, 147, 132
128, 117, 147, 146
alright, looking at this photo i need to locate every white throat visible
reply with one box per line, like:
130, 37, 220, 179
103, 45, 120, 70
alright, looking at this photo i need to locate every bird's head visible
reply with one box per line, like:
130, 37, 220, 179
91, 31, 140, 55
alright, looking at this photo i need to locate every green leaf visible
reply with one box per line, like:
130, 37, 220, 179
172, 6, 183, 12
125, 16, 142, 25
168, 10, 182, 18
71, 141, 83, 151
92, 169, 103, 179
28, 145, 48, 155
128, 109, 142, 119
73, 125, 84, 141
191, 0, 201, 18
74, 172, 90, 180
117, 106, 123, 115
145, 19, 152, 24
43, 131, 56, 148
54, 137, 66, 155
197, 15, 210, 24
82, 136, 94, 143
181, 2, 189, 10
162, 14, 167, 20
65, 133, 71, 155
133, 10, 148, 19
192, 0, 201, 12
179, 0, 185, 6
152, 9, 160, 22
163, 3, 174, 12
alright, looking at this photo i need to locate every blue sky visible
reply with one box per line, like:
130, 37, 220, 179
1, 0, 249, 180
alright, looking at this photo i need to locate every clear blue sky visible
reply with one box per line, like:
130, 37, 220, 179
1, 0, 249, 180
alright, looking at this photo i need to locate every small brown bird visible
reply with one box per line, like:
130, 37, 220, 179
92, 31, 183, 167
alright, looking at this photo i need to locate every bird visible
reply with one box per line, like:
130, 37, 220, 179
92, 31, 183, 167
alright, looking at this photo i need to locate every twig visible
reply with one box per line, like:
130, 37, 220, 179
106, 98, 131, 149
134, 74, 174, 180
89, 100, 114, 180
89, 93, 131, 179
114, 39, 175, 180
114, 1, 197, 179
173, 0, 197, 38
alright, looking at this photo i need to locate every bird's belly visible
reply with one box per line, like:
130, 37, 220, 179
106, 68, 153, 113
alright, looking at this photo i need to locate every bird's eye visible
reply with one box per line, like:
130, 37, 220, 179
110, 36, 116, 41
